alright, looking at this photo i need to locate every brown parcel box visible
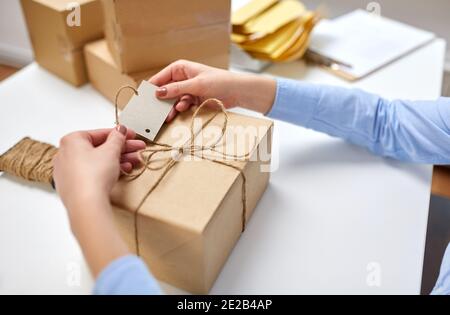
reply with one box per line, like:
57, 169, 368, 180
111, 108, 273, 293
21, 0, 104, 86
102, 0, 231, 73
85, 39, 160, 106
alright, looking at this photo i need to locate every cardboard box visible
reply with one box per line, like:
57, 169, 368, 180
111, 108, 273, 293
84, 39, 160, 106
102, 0, 231, 73
21, 0, 104, 86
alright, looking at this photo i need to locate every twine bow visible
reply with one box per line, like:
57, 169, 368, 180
115, 86, 254, 255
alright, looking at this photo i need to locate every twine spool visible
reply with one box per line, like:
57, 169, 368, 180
0, 137, 57, 185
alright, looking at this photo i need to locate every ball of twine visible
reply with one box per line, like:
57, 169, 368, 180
0, 137, 57, 185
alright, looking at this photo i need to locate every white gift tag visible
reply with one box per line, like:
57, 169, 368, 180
119, 81, 174, 141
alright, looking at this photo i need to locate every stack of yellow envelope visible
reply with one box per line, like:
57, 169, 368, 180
232, 0, 320, 62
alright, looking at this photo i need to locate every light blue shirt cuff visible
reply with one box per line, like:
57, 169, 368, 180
266, 78, 318, 127
431, 243, 450, 295
93, 255, 161, 295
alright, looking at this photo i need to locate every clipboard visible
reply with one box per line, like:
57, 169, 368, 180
307, 10, 436, 81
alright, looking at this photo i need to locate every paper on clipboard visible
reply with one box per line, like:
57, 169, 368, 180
308, 10, 436, 80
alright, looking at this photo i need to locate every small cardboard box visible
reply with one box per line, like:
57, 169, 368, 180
21, 0, 104, 86
84, 39, 160, 106
111, 107, 273, 293
102, 0, 231, 73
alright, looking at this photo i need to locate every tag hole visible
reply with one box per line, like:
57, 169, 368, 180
145, 129, 151, 134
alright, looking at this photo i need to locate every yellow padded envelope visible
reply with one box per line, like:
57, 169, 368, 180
239, 13, 311, 57
232, 0, 277, 27
241, 0, 305, 36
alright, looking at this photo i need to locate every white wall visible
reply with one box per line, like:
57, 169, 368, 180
0, 0, 449, 69
0, 0, 33, 67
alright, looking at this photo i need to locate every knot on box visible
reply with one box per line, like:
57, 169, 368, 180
0, 137, 57, 186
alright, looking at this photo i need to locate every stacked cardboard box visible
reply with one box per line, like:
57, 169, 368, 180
21, 0, 104, 86
84, 39, 159, 106
102, 0, 231, 73
21, 0, 231, 99
84, 0, 231, 104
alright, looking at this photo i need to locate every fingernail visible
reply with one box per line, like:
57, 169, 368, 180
156, 87, 167, 97
116, 124, 127, 135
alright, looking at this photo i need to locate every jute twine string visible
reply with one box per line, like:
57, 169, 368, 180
0, 87, 254, 257
0, 137, 57, 185
115, 86, 253, 255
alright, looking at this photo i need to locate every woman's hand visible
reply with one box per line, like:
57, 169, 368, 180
53, 126, 145, 214
52, 126, 146, 277
149, 60, 277, 122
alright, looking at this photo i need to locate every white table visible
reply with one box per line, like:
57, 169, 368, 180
0, 38, 446, 294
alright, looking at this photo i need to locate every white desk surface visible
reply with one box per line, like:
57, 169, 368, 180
0, 39, 446, 294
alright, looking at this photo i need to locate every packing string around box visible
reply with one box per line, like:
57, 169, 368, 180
0, 87, 255, 257
0, 137, 57, 186
115, 86, 256, 256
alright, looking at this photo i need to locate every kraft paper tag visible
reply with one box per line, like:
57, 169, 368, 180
120, 81, 174, 141
242, 0, 305, 35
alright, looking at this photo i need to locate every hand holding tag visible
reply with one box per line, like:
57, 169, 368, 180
119, 81, 175, 141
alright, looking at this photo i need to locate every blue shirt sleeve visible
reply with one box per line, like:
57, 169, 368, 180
267, 78, 450, 164
93, 255, 161, 295
267, 78, 450, 295
432, 243, 450, 295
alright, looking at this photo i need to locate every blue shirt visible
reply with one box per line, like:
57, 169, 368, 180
94, 78, 450, 295
93, 255, 161, 295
